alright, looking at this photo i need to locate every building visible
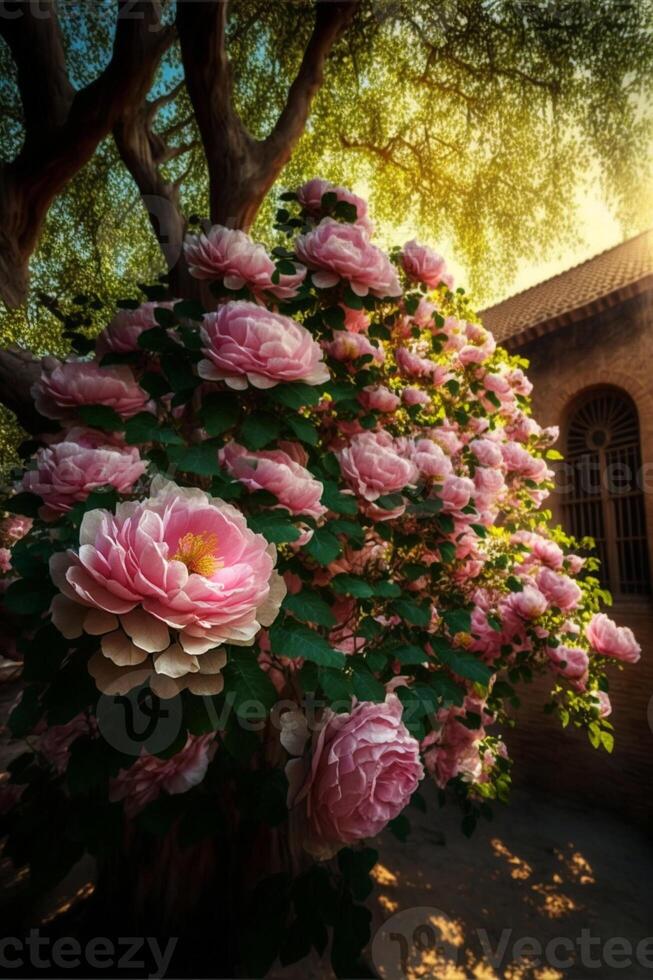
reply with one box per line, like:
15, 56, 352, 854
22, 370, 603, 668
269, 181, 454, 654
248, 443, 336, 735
481, 230, 653, 828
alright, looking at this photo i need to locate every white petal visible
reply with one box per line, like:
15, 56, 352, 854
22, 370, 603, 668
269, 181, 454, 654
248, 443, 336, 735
88, 651, 149, 695
84, 609, 118, 636
50, 594, 85, 639
101, 629, 149, 666
196, 649, 227, 674
149, 673, 182, 700
183, 673, 224, 696
120, 608, 170, 653
257, 570, 287, 627
179, 632, 223, 656
154, 643, 199, 678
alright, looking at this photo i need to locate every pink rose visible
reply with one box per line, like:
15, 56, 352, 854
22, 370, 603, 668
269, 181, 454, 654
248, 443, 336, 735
412, 439, 453, 481
219, 441, 326, 520
547, 645, 589, 681
337, 431, 418, 501
358, 385, 400, 413
591, 691, 612, 718
23, 430, 146, 519
38, 712, 96, 774
32, 359, 152, 420
470, 438, 503, 468
96, 301, 175, 356
286, 695, 423, 856
49, 477, 286, 698
585, 613, 641, 663
297, 178, 373, 233
395, 346, 437, 378
295, 219, 401, 297
0, 549, 11, 574
536, 568, 582, 612
340, 305, 371, 333
401, 239, 448, 289
0, 515, 33, 543
402, 387, 431, 407
506, 585, 548, 621
501, 442, 551, 482
184, 225, 306, 300
440, 475, 474, 513
324, 331, 384, 364
110, 734, 216, 818
199, 301, 329, 390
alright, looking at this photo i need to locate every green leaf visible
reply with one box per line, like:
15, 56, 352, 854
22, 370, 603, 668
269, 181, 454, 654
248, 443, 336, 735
137, 326, 179, 352
304, 527, 342, 564
3, 577, 54, 615
388, 813, 410, 841
284, 590, 336, 628
222, 651, 277, 716
139, 371, 170, 398
239, 413, 281, 450
331, 574, 374, 598
319, 667, 354, 703
443, 609, 472, 634
3, 491, 42, 517
248, 512, 301, 544
351, 663, 385, 702
343, 285, 364, 309
9, 685, 42, 738
321, 480, 357, 515
268, 383, 320, 410
161, 352, 197, 393
269, 622, 346, 668
376, 492, 404, 510
392, 597, 431, 627
170, 442, 221, 476
439, 541, 456, 563
393, 644, 427, 665
173, 299, 205, 320
323, 381, 357, 403
286, 415, 319, 446
78, 404, 124, 431
372, 580, 401, 598
124, 412, 183, 446
201, 393, 241, 436
431, 638, 493, 686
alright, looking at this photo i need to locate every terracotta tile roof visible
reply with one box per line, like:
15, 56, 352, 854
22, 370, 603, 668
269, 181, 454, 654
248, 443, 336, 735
480, 230, 653, 350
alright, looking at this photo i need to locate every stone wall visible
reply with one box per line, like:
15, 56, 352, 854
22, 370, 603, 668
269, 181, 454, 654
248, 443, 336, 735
503, 289, 653, 829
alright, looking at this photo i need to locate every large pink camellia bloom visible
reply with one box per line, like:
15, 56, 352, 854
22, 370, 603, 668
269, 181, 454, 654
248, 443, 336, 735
586, 613, 641, 663
295, 219, 401, 298
336, 431, 418, 502
23, 428, 146, 519
401, 239, 449, 289
96, 301, 175, 356
198, 301, 329, 390
285, 695, 423, 857
184, 225, 306, 300
297, 178, 373, 233
110, 734, 216, 818
32, 359, 152, 420
219, 441, 327, 520
49, 477, 286, 698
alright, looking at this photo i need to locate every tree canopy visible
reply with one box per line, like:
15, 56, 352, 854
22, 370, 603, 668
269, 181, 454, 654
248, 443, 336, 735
0, 0, 652, 358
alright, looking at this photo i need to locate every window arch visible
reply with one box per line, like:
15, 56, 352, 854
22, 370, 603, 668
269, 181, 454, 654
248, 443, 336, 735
563, 387, 650, 597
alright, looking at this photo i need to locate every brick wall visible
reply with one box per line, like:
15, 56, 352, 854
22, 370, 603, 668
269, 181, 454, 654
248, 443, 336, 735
504, 289, 653, 829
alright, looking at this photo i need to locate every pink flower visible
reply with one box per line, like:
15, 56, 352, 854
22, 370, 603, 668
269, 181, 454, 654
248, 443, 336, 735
337, 431, 418, 502
591, 691, 612, 718
395, 346, 437, 378
38, 713, 96, 774
23, 429, 146, 519
219, 441, 326, 519
286, 695, 423, 856
506, 585, 548, 621
96, 302, 175, 356
0, 515, 33, 542
199, 301, 329, 390
547, 645, 589, 681
401, 240, 448, 289
440, 475, 474, 513
585, 613, 641, 663
295, 219, 401, 297
412, 439, 453, 481
184, 225, 306, 300
32, 359, 152, 420
340, 305, 371, 333
501, 442, 551, 482
0, 549, 11, 573
402, 387, 431, 408
49, 477, 286, 698
324, 331, 384, 364
470, 438, 503, 468
531, 537, 564, 570
297, 178, 373, 233
536, 568, 582, 612
110, 734, 216, 819
358, 385, 400, 413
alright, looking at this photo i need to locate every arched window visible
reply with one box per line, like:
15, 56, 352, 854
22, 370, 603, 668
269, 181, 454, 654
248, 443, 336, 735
563, 388, 650, 597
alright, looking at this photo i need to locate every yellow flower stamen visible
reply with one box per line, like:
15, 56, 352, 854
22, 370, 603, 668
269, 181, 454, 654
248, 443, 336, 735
172, 532, 222, 577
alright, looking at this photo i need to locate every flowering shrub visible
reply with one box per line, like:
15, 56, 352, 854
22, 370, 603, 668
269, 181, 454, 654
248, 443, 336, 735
0, 179, 638, 975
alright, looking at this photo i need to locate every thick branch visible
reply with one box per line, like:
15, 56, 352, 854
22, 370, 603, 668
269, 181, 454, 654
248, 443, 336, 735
0, 348, 43, 436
